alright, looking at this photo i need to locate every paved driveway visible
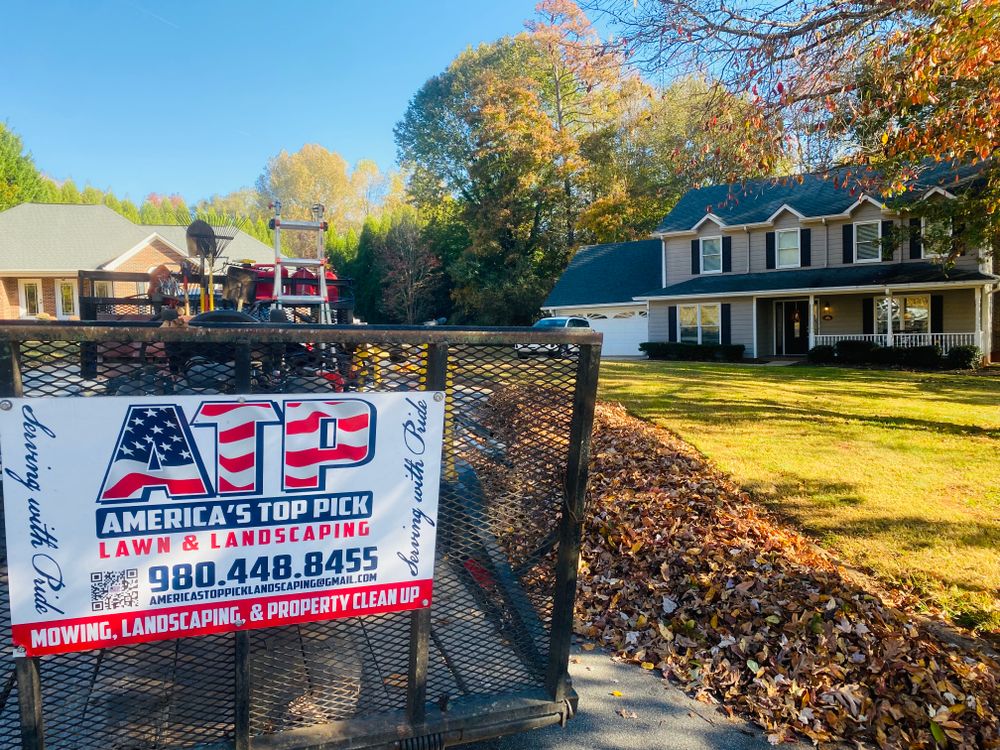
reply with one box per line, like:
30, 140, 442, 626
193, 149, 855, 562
468, 647, 806, 750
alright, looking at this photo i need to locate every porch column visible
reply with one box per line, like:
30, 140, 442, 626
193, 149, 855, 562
752, 296, 758, 358
975, 286, 983, 352
807, 293, 815, 350
885, 290, 893, 347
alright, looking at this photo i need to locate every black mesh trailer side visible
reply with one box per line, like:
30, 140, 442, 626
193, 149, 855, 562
0, 321, 601, 750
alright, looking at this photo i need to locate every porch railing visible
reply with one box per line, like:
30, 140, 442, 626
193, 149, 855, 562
813, 332, 978, 354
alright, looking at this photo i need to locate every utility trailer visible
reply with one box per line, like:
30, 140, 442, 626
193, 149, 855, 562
0, 320, 601, 750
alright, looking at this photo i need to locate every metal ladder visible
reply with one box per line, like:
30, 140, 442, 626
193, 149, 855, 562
269, 201, 332, 324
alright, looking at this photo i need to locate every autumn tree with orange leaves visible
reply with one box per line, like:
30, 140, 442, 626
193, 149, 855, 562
586, 0, 1000, 256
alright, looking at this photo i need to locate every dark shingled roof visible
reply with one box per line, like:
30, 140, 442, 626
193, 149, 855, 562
544, 239, 661, 308
638, 262, 997, 299
655, 161, 988, 233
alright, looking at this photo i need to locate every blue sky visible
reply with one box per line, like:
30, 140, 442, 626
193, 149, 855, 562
1, 0, 539, 203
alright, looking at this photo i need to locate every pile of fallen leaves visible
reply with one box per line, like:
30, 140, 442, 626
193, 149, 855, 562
482, 388, 1000, 749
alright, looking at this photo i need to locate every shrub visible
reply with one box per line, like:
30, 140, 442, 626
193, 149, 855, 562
871, 346, 903, 366
807, 345, 836, 364
835, 339, 878, 364
640, 342, 745, 362
945, 345, 982, 370
899, 344, 943, 369
715, 344, 746, 362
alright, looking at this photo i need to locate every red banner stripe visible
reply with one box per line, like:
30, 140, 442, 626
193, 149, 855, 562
284, 444, 369, 467
14, 580, 433, 656
101, 475, 206, 500
284, 474, 318, 488
219, 478, 254, 493
285, 410, 369, 436
219, 422, 257, 443
198, 402, 273, 417
219, 452, 255, 473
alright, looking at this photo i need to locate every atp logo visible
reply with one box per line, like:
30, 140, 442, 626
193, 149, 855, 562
97, 399, 376, 504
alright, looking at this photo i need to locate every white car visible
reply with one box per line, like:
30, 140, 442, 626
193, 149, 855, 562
516, 316, 591, 358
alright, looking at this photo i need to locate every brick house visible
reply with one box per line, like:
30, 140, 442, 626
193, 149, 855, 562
0, 203, 274, 319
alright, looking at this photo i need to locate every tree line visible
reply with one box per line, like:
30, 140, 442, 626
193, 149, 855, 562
4, 0, 991, 324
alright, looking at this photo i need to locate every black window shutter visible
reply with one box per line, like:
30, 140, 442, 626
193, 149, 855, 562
931, 295, 944, 333
765, 232, 776, 269
881, 220, 894, 260
862, 298, 874, 334
691, 240, 700, 275
722, 236, 732, 272
668, 305, 678, 342
842, 224, 854, 264
800, 228, 811, 267
909, 217, 922, 259
721, 303, 731, 345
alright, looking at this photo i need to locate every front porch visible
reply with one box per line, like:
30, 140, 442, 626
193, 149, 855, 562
753, 285, 992, 358
813, 332, 978, 354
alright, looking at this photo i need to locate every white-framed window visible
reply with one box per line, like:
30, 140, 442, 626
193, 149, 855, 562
921, 216, 952, 259
877, 295, 930, 334
613, 311, 636, 319
17, 279, 43, 318
700, 237, 722, 274
94, 280, 113, 297
776, 228, 800, 268
55, 279, 78, 319
854, 220, 882, 263
678, 303, 721, 344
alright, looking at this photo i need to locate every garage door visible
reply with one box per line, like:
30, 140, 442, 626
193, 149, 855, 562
585, 310, 648, 356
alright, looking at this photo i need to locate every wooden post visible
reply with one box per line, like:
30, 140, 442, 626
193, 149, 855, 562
807, 294, 815, 351
15, 658, 44, 750
885, 290, 894, 347
974, 287, 983, 354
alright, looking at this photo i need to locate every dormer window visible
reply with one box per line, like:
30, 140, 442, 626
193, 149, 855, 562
700, 237, 722, 274
776, 229, 800, 268
854, 221, 882, 263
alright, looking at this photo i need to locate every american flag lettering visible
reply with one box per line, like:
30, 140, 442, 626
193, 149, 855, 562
283, 399, 375, 491
192, 402, 281, 495
98, 405, 211, 503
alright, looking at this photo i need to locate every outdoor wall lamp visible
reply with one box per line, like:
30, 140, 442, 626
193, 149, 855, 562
822, 302, 834, 321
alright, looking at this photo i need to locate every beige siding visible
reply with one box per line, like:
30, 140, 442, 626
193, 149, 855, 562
648, 301, 672, 341
942, 289, 976, 330
814, 289, 977, 336
648, 297, 754, 354
664, 198, 988, 290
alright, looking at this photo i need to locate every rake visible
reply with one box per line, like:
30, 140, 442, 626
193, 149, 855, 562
185, 216, 247, 312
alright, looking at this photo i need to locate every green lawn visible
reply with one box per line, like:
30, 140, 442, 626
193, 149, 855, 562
598, 360, 1000, 630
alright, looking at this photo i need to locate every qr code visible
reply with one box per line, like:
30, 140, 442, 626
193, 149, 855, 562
90, 569, 139, 612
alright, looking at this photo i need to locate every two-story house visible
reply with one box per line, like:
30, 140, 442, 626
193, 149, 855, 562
544, 169, 998, 362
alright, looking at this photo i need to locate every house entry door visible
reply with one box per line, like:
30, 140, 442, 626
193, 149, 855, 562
774, 300, 809, 355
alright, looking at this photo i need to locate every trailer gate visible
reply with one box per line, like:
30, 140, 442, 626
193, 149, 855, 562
0, 322, 601, 750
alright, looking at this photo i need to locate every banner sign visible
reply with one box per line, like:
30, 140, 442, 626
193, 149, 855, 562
0, 392, 444, 656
